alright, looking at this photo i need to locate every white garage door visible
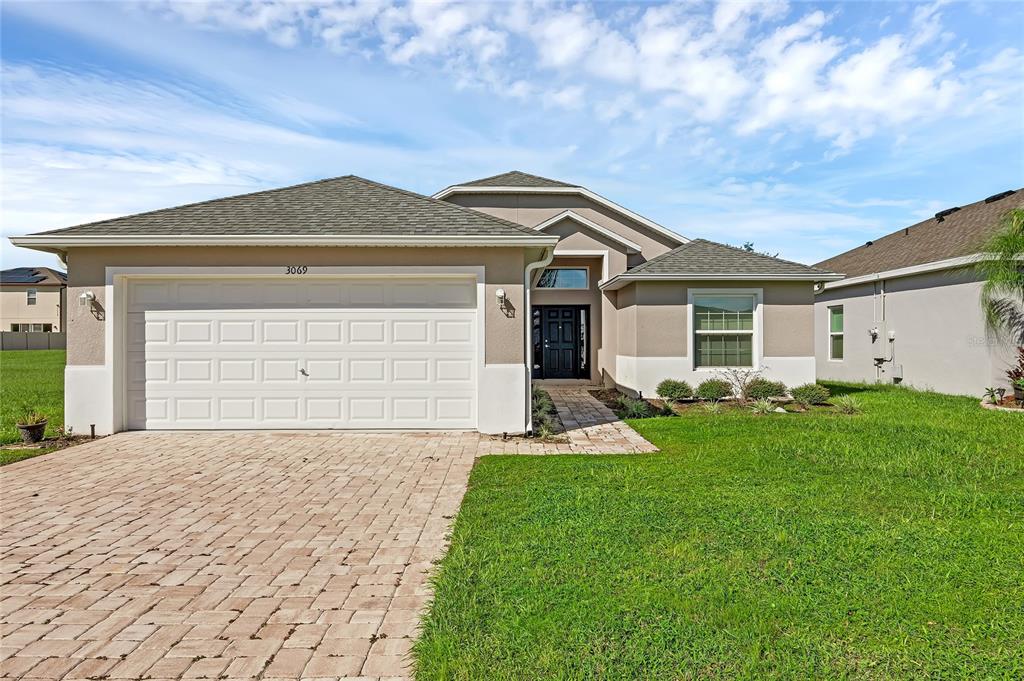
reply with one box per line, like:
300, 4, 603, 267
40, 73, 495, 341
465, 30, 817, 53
125, 277, 478, 430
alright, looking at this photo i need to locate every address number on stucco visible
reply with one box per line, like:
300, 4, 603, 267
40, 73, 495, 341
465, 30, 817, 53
285, 266, 308, 274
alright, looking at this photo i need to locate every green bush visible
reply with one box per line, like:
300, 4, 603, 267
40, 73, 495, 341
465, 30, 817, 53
746, 378, 787, 400
616, 395, 656, 418
749, 398, 776, 415
656, 379, 693, 402
695, 379, 733, 401
791, 383, 831, 406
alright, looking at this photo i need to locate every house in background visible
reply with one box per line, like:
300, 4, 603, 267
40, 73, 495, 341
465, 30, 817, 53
814, 189, 1021, 397
10, 171, 839, 436
0, 267, 67, 332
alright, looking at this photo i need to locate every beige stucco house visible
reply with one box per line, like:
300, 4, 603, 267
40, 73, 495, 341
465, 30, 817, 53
0, 267, 67, 332
11, 171, 839, 435
814, 188, 1021, 397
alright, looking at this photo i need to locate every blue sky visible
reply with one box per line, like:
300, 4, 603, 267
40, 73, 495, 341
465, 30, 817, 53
2, 0, 1022, 270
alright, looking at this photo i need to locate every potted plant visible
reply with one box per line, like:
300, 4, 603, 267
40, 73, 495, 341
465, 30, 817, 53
1007, 347, 1024, 402
16, 410, 47, 444
1014, 378, 1024, 403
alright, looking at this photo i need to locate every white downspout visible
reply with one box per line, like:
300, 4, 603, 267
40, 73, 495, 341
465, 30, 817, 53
524, 246, 555, 434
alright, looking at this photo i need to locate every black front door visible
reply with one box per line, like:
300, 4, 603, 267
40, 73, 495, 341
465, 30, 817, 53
538, 306, 586, 379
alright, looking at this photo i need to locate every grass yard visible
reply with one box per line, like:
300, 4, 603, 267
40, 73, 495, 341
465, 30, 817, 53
416, 384, 1024, 679
0, 350, 65, 453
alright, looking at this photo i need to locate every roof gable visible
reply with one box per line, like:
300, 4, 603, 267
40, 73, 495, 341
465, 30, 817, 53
815, 189, 1022, 278
459, 170, 578, 188
29, 175, 543, 239
534, 211, 642, 253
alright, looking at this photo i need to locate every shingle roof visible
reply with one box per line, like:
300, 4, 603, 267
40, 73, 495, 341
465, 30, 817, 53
457, 171, 578, 188
31, 175, 541, 238
815, 189, 1022, 278
625, 239, 835, 277
0, 267, 66, 286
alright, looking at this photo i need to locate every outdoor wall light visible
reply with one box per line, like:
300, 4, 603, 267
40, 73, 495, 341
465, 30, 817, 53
495, 288, 506, 305
78, 291, 96, 307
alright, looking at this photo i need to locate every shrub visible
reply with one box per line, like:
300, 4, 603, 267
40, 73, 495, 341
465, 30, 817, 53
656, 379, 693, 403
531, 387, 558, 436
833, 395, 862, 414
791, 383, 831, 407
746, 378, 787, 401
695, 379, 733, 401
616, 395, 656, 418
750, 399, 776, 415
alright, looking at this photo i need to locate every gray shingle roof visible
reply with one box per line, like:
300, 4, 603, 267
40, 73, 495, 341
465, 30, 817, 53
626, 239, 835, 277
0, 267, 66, 286
458, 171, 578, 188
815, 189, 1022, 278
32, 175, 541, 238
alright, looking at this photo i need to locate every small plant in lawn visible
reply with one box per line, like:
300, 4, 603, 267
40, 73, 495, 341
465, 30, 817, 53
746, 378, 787, 401
749, 399, 776, 415
699, 400, 724, 414
695, 379, 733, 401
983, 387, 1001, 403
791, 383, 831, 407
16, 409, 46, 426
833, 394, 862, 414
616, 395, 657, 418
656, 379, 693, 403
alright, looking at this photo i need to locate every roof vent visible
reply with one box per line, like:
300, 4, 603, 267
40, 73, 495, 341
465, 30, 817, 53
865, 240, 874, 246
984, 189, 1016, 204
934, 206, 960, 222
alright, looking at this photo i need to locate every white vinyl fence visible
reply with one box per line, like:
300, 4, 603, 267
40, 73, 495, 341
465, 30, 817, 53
0, 332, 67, 350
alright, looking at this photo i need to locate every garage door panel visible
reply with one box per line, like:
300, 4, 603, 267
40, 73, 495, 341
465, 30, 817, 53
125, 276, 478, 430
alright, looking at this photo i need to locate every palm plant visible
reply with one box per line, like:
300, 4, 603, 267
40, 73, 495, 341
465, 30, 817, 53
978, 208, 1024, 344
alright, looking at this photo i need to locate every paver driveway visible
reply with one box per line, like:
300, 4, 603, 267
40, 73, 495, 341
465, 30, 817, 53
0, 431, 478, 680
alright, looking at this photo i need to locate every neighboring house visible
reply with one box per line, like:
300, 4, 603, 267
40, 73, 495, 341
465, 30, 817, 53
11, 171, 839, 436
0, 267, 67, 332
814, 188, 1021, 397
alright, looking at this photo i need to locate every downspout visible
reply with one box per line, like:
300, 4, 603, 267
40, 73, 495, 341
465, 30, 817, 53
524, 246, 556, 434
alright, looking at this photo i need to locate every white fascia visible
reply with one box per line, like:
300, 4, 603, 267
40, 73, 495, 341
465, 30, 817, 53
533, 210, 642, 254
8, 234, 560, 252
600, 272, 845, 291
432, 185, 688, 246
818, 253, 989, 292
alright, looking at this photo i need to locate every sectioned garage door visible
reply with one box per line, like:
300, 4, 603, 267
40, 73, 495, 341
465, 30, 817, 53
125, 277, 478, 430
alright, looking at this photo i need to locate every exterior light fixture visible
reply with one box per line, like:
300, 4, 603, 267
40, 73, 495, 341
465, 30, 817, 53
79, 291, 95, 306
495, 288, 506, 305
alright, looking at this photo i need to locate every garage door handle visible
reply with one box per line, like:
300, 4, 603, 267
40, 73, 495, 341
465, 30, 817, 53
299, 368, 309, 377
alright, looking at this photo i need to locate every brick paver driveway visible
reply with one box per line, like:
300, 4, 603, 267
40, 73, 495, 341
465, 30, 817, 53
0, 432, 478, 680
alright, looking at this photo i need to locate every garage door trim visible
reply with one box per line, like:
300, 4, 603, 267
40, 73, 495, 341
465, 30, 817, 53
106, 266, 486, 432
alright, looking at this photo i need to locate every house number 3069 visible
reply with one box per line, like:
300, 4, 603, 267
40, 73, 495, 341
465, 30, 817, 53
285, 266, 308, 274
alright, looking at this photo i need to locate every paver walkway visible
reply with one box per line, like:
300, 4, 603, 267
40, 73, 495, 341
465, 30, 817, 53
0, 390, 654, 680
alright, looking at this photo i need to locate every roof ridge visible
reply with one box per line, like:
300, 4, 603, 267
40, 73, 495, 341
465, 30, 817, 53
693, 238, 830, 273
37, 175, 356, 235
345, 176, 539, 236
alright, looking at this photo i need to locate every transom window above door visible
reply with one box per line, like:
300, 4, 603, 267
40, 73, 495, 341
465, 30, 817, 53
536, 268, 588, 289
693, 294, 757, 368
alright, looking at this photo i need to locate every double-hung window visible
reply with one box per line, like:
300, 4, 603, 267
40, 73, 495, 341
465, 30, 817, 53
26, 288, 37, 305
828, 305, 844, 360
693, 294, 756, 368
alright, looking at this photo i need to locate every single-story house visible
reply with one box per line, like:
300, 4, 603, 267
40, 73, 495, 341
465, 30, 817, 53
11, 171, 839, 435
814, 188, 1021, 397
0, 266, 67, 332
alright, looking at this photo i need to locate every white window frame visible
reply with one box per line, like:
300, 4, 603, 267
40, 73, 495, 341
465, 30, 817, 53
828, 305, 844, 361
26, 288, 37, 305
688, 288, 763, 371
534, 266, 589, 290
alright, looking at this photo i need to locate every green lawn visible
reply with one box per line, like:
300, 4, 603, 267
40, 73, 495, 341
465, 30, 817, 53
415, 384, 1024, 679
0, 350, 65, 446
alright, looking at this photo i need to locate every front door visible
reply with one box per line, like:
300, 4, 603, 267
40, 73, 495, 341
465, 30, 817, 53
537, 306, 587, 379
